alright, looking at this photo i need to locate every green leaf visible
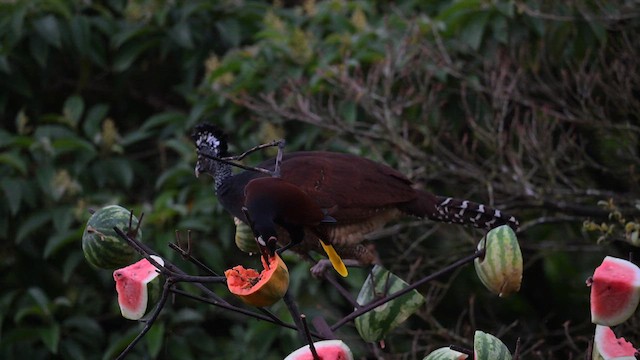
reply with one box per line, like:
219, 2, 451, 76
120, 129, 152, 146
170, 21, 194, 49
62, 252, 84, 283
1, 177, 23, 215
29, 34, 50, 67
0, 152, 27, 175
102, 158, 134, 188
83, 103, 109, 139
141, 112, 186, 131
145, 322, 165, 358
70, 15, 91, 56
216, 19, 241, 47
112, 40, 158, 72
52, 137, 96, 158
52, 205, 73, 232
63, 95, 85, 127
0, 55, 11, 73
102, 328, 139, 360
33, 15, 61, 48
16, 211, 51, 244
38, 323, 61, 354
460, 11, 490, 50
44, 229, 80, 258
27, 287, 51, 317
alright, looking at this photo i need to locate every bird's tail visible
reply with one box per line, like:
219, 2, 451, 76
404, 191, 519, 231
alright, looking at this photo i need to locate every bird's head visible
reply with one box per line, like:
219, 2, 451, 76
191, 123, 228, 178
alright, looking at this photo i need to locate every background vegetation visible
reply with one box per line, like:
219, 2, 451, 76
1, 0, 639, 359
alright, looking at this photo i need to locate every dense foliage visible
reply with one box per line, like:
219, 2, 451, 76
1, 0, 639, 359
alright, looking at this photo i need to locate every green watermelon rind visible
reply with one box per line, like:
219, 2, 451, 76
82, 205, 142, 269
474, 225, 522, 297
234, 217, 259, 253
354, 265, 425, 342
473, 330, 512, 360
423, 346, 468, 360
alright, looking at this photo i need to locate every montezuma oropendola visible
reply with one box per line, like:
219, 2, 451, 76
192, 124, 519, 276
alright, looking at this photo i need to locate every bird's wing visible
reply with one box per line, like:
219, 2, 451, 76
260, 151, 418, 220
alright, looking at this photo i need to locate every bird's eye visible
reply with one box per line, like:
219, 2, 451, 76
257, 236, 266, 246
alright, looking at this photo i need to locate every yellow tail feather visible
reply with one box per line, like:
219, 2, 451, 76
319, 240, 348, 277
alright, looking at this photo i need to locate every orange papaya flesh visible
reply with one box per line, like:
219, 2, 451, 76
225, 254, 289, 307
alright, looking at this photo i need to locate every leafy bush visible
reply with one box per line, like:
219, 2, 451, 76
1, 0, 639, 359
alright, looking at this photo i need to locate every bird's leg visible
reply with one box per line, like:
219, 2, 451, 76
272, 139, 286, 178
275, 223, 304, 255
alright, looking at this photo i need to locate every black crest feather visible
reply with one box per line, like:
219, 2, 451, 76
191, 123, 228, 156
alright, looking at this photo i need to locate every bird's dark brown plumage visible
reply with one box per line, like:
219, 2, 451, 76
192, 124, 519, 267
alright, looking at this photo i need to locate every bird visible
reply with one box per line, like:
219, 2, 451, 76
242, 176, 348, 275
191, 123, 519, 276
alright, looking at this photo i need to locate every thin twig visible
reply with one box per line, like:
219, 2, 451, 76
197, 148, 272, 174
223, 139, 284, 161
115, 278, 172, 360
283, 290, 307, 342
323, 272, 360, 308
168, 287, 325, 339
300, 315, 320, 360
168, 241, 219, 276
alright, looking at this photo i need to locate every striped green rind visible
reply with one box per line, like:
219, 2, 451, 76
234, 217, 259, 253
82, 205, 141, 269
355, 265, 425, 342
474, 225, 522, 297
423, 347, 468, 360
473, 330, 512, 360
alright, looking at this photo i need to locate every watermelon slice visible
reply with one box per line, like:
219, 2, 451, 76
354, 265, 425, 342
113, 255, 164, 320
423, 346, 468, 359
284, 340, 353, 360
474, 225, 522, 297
473, 330, 512, 360
593, 325, 637, 360
589, 256, 640, 326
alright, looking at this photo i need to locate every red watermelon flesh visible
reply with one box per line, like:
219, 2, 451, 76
284, 340, 353, 360
594, 325, 637, 360
113, 255, 164, 320
589, 256, 640, 326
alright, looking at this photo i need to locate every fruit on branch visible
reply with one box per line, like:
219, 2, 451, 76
423, 347, 468, 359
113, 255, 164, 320
588, 256, 640, 326
234, 216, 259, 253
592, 325, 637, 360
82, 205, 142, 269
284, 340, 353, 360
474, 225, 522, 297
225, 254, 289, 307
473, 330, 512, 360
354, 265, 425, 342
